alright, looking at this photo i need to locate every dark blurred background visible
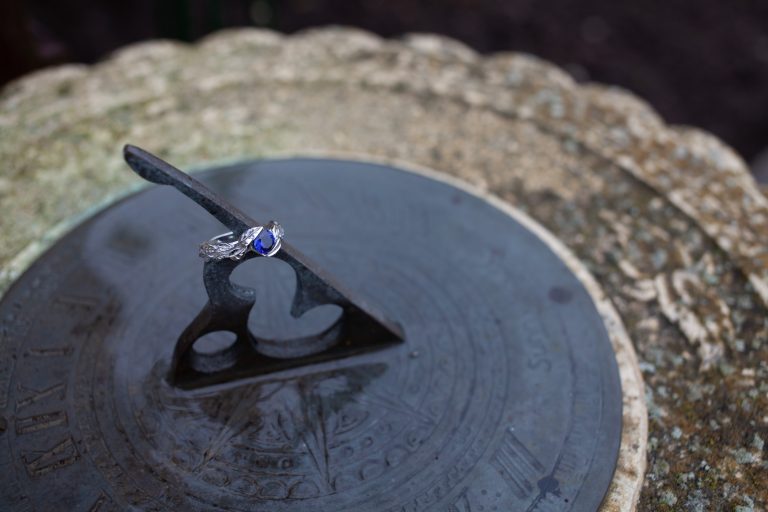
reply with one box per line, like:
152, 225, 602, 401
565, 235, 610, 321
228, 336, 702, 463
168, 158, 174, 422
2, 0, 768, 182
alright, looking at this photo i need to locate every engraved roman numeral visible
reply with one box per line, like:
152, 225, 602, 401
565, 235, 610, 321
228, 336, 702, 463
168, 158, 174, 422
22, 436, 79, 477
491, 429, 545, 498
54, 294, 99, 310
25, 346, 74, 358
87, 491, 110, 512
107, 233, 144, 268
16, 382, 66, 412
448, 489, 473, 512
15, 410, 68, 435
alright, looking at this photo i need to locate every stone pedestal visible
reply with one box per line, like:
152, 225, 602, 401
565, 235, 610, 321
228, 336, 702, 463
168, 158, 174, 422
1, 28, 766, 511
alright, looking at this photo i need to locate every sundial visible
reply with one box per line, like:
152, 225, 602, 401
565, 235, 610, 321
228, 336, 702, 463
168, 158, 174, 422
0, 146, 622, 511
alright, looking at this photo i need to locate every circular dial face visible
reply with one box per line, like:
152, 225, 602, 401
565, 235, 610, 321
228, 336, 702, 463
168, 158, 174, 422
0, 159, 621, 511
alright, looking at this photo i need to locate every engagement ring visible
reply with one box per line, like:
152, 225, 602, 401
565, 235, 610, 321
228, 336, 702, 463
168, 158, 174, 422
199, 221, 284, 261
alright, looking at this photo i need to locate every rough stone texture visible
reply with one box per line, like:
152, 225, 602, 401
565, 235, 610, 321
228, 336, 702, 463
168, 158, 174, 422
0, 27, 766, 511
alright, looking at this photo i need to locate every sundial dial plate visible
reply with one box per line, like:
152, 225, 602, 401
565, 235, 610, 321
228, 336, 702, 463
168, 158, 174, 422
0, 158, 621, 511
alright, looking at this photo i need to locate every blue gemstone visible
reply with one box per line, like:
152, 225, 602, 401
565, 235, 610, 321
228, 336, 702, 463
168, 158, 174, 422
253, 230, 275, 255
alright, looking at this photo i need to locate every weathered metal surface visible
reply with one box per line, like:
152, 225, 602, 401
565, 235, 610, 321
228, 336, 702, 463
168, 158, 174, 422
123, 146, 403, 388
0, 159, 621, 511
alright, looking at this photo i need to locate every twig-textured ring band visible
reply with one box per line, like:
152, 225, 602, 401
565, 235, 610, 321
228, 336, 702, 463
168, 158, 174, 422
199, 221, 284, 261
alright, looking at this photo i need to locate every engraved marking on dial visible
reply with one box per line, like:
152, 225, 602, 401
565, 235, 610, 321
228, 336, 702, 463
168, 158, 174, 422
24, 346, 75, 358
16, 382, 66, 412
526, 353, 552, 372
520, 310, 553, 373
15, 410, 68, 435
449, 488, 473, 512
87, 491, 111, 512
0, 354, 12, 410
106, 229, 147, 268
54, 294, 99, 310
491, 429, 545, 498
21, 436, 80, 477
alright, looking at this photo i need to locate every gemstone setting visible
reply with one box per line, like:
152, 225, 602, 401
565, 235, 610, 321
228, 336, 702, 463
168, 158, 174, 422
253, 230, 275, 255
251, 221, 284, 257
